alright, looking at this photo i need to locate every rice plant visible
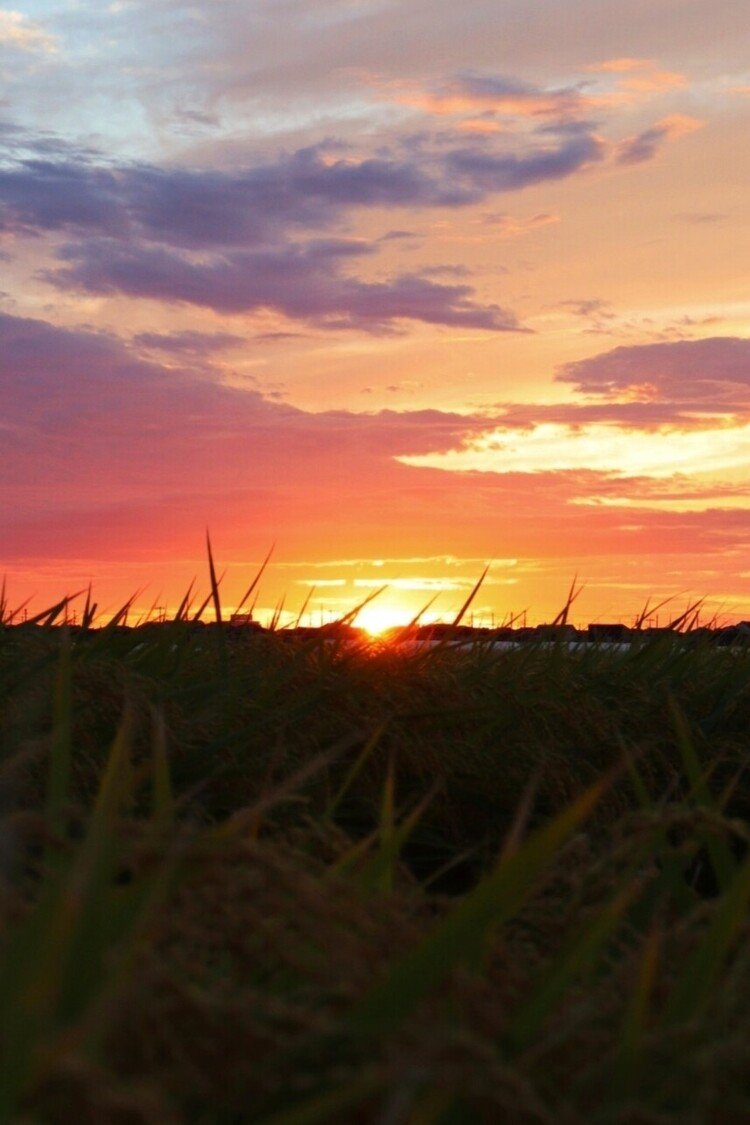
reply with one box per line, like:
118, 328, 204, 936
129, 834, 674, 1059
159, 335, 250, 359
1, 552, 750, 1121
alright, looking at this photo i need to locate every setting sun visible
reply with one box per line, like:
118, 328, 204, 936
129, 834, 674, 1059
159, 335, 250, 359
355, 604, 414, 636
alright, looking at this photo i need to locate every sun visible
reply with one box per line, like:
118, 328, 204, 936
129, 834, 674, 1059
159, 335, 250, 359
356, 604, 412, 637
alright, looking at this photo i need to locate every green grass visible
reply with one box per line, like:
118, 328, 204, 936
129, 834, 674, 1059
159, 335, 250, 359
2, 582, 750, 1121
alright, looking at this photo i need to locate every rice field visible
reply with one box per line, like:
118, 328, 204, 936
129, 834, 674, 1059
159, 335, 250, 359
2, 567, 750, 1122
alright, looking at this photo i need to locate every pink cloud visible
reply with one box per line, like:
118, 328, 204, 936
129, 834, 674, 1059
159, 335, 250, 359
4, 313, 750, 589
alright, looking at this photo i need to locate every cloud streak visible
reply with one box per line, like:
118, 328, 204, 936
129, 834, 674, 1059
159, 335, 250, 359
616, 115, 703, 165
53, 236, 522, 330
395, 72, 591, 119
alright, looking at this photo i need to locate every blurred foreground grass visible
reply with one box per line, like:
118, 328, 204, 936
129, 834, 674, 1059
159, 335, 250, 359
2, 590, 750, 1121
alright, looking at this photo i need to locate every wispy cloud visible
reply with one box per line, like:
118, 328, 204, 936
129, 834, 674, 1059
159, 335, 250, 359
586, 58, 687, 97
391, 72, 590, 119
295, 578, 347, 587
385, 59, 689, 123
133, 329, 246, 356
278, 555, 519, 569
353, 575, 517, 590
0, 9, 56, 53
616, 115, 703, 165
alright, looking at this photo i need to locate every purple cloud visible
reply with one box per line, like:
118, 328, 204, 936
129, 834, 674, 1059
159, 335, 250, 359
0, 158, 125, 237
0, 142, 471, 248
558, 298, 613, 318
123, 147, 468, 248
0, 129, 607, 250
616, 116, 701, 165
0, 114, 674, 335
616, 123, 674, 164
52, 237, 524, 331
445, 132, 604, 192
557, 337, 750, 410
133, 329, 245, 355
378, 229, 418, 241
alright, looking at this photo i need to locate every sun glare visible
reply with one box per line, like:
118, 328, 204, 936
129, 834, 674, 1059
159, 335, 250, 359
356, 604, 413, 636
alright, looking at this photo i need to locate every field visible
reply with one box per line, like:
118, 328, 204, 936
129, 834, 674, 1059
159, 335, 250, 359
2, 589, 750, 1122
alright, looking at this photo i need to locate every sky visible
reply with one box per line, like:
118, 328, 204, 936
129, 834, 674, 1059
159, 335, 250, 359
2, 0, 750, 628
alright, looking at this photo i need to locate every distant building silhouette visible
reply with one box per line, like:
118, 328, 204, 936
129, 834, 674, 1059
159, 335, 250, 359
588, 623, 631, 642
229, 612, 263, 631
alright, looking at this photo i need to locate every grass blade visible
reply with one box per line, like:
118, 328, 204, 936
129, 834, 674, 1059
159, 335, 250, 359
45, 628, 73, 844
324, 723, 387, 818
668, 696, 736, 892
509, 881, 641, 1051
206, 530, 223, 626
452, 564, 489, 627
350, 773, 611, 1036
663, 851, 750, 1024
613, 923, 662, 1096
235, 543, 275, 617
151, 707, 175, 831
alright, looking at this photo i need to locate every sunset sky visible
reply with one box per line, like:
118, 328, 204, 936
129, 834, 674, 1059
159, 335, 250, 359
2, 0, 750, 627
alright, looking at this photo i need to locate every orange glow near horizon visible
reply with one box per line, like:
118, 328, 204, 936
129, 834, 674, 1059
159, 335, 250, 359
355, 603, 417, 636
3, 560, 750, 633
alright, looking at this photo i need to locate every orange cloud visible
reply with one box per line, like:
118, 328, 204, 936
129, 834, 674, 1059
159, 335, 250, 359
402, 90, 583, 117
457, 118, 507, 134
387, 73, 590, 120
588, 59, 657, 73
619, 69, 687, 94
585, 59, 689, 109
390, 61, 689, 127
588, 57, 686, 90
657, 114, 704, 136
